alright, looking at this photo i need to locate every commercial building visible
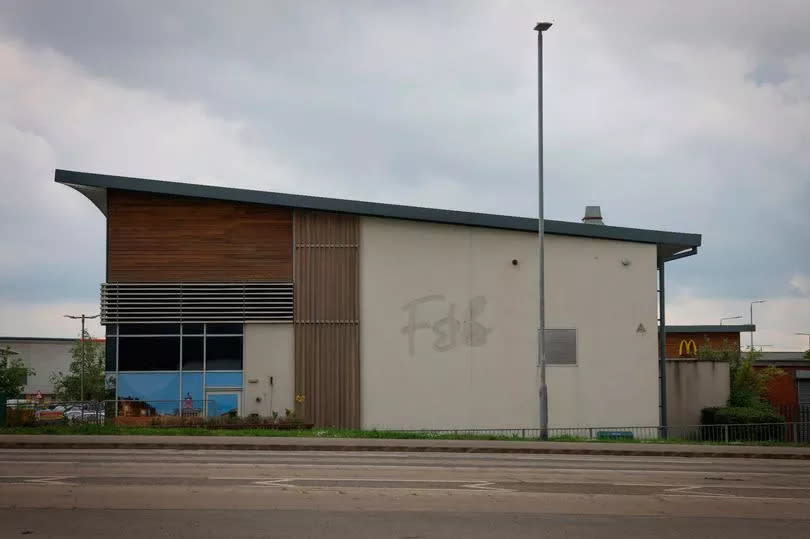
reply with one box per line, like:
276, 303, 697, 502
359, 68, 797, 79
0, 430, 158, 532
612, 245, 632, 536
56, 169, 701, 429
0, 337, 75, 400
664, 325, 755, 358
662, 325, 754, 427
755, 352, 810, 420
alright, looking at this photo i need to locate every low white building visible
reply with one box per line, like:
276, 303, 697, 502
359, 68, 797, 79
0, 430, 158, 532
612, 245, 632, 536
0, 337, 75, 400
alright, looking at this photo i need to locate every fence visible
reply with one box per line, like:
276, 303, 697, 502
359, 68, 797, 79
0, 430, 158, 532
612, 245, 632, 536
776, 404, 810, 423
387, 422, 810, 444
3, 401, 810, 443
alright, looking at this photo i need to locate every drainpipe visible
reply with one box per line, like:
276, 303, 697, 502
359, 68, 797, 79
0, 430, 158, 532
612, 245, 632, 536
658, 259, 667, 436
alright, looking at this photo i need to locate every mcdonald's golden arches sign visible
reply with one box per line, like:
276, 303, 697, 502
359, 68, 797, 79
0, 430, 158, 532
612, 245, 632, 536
678, 339, 697, 357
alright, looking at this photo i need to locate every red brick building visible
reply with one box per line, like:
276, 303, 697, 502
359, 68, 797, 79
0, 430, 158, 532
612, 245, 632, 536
755, 352, 810, 421
664, 325, 753, 358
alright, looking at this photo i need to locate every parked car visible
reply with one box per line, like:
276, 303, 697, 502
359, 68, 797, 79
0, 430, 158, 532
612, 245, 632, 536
64, 405, 105, 424
35, 404, 66, 422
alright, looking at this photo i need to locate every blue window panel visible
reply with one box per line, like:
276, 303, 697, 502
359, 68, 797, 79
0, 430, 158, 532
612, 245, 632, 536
207, 393, 239, 417
205, 372, 243, 388
105, 373, 117, 401
118, 373, 180, 416
181, 372, 204, 416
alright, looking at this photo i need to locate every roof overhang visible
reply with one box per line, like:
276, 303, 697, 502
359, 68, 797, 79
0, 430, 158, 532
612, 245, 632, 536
664, 325, 756, 333
55, 169, 702, 257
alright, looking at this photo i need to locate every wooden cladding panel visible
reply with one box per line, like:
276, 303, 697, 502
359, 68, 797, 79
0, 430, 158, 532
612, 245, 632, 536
107, 189, 292, 282
294, 211, 360, 428
295, 324, 360, 428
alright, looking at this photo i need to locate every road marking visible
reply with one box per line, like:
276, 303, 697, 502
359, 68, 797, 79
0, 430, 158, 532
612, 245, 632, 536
662, 493, 810, 503
0, 475, 79, 486
0, 461, 80, 465
248, 477, 515, 493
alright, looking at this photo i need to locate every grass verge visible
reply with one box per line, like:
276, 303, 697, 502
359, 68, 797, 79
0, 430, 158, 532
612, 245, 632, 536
0, 424, 806, 446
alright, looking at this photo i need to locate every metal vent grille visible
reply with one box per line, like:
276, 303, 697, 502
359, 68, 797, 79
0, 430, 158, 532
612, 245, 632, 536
545, 328, 577, 365
101, 283, 293, 323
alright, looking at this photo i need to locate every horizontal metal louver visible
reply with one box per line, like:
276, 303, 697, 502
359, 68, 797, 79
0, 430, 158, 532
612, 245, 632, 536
101, 283, 293, 323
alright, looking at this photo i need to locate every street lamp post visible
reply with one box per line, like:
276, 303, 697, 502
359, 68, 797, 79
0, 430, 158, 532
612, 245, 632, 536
720, 316, 743, 325
749, 300, 766, 352
534, 21, 552, 439
64, 313, 100, 402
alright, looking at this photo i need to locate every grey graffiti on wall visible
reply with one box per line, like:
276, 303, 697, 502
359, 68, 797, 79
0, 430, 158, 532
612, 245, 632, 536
401, 295, 493, 355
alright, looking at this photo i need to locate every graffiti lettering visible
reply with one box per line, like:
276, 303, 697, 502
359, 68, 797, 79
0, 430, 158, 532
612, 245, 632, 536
401, 295, 492, 355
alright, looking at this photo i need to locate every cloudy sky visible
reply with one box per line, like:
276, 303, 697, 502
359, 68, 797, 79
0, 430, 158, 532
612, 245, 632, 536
0, 1, 808, 350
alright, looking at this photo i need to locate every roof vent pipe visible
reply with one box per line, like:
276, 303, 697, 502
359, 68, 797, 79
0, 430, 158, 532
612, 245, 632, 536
582, 206, 604, 225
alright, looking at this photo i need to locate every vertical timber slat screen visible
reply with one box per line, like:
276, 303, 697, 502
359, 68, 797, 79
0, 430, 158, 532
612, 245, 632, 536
294, 211, 360, 428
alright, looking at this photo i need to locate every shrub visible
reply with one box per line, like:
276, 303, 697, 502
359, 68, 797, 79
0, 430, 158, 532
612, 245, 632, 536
713, 406, 784, 425
700, 407, 720, 425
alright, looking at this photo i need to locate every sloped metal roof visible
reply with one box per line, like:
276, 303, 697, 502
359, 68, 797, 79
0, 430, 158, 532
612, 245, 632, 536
56, 169, 701, 259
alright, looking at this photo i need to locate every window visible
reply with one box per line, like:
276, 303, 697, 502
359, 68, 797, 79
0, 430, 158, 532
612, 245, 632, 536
105, 338, 117, 372
106, 323, 243, 408
118, 337, 180, 371
118, 372, 180, 416
119, 324, 181, 335
206, 323, 243, 335
111, 323, 243, 371
182, 324, 204, 335
206, 336, 243, 370
206, 372, 243, 388
181, 372, 204, 415
182, 337, 204, 370
545, 329, 577, 365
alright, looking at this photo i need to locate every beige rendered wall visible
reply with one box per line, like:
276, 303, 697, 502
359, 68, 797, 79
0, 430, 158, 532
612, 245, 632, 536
0, 340, 73, 396
360, 217, 659, 429
666, 359, 730, 426
243, 324, 294, 417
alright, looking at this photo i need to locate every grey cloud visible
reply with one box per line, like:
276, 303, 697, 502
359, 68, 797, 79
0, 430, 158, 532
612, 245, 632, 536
0, 0, 808, 337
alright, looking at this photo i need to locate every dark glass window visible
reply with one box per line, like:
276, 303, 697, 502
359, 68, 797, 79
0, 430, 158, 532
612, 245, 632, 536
206, 323, 243, 335
206, 336, 243, 370
182, 337, 204, 370
106, 324, 118, 336
119, 324, 181, 335
118, 337, 180, 371
105, 338, 117, 371
182, 324, 204, 335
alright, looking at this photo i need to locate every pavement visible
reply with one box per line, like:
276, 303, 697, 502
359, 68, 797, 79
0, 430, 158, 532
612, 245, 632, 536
1, 447, 810, 537
1, 433, 810, 459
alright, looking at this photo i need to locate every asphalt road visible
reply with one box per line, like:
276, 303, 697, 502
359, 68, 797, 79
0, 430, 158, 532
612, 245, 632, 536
1, 448, 810, 538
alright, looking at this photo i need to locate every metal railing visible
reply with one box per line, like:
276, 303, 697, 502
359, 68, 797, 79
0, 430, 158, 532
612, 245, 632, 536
776, 404, 810, 424
3, 402, 810, 443
387, 422, 810, 444
5, 401, 109, 426
4, 399, 220, 426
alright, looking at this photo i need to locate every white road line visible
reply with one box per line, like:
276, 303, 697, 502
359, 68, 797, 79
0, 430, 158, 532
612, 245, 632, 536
0, 461, 80, 465
248, 477, 515, 493
0, 475, 79, 486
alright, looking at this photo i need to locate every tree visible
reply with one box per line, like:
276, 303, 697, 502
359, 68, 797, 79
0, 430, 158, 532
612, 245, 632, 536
804, 349, 810, 361
728, 348, 782, 408
0, 346, 35, 399
50, 333, 108, 402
